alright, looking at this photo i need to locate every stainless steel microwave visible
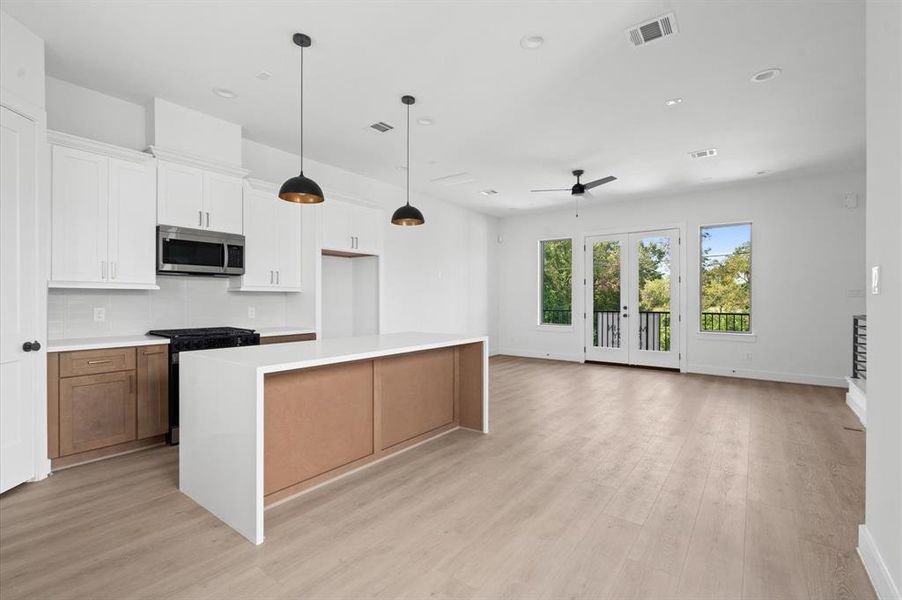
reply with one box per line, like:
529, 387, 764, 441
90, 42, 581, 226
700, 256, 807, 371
157, 225, 245, 276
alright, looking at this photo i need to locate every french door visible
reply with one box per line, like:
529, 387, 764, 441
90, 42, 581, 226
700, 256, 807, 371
584, 229, 680, 368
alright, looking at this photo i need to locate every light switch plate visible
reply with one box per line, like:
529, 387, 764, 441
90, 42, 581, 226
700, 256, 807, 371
248, 307, 256, 319
93, 307, 105, 322
871, 266, 881, 294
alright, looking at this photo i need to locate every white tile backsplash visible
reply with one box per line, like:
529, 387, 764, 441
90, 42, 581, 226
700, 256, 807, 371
48, 276, 309, 339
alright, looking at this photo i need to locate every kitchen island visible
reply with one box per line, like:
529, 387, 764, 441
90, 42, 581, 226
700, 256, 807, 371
178, 332, 488, 544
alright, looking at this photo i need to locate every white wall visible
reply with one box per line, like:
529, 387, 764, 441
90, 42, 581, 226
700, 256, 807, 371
861, 1, 902, 597
43, 78, 498, 347
495, 169, 866, 386
46, 76, 146, 150
0, 11, 44, 110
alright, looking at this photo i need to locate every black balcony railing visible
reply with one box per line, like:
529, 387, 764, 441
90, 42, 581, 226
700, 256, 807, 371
542, 309, 572, 325
593, 310, 671, 352
853, 314, 866, 380
700, 312, 751, 332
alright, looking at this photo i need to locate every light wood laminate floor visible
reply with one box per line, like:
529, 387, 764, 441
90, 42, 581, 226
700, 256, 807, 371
0, 356, 874, 600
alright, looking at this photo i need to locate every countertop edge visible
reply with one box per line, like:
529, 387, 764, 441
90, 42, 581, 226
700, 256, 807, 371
47, 336, 171, 353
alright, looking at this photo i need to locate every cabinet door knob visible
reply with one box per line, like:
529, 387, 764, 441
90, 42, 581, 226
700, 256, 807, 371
22, 340, 41, 352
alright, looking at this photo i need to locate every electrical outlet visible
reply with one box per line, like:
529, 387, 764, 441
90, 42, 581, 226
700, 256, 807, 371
93, 307, 105, 322
744, 352, 753, 361
248, 307, 256, 319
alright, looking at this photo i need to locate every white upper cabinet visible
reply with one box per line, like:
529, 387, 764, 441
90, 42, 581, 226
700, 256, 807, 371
51, 145, 109, 283
203, 171, 243, 234
49, 133, 157, 289
156, 157, 245, 234
232, 181, 302, 292
157, 161, 204, 229
108, 158, 156, 285
321, 197, 383, 255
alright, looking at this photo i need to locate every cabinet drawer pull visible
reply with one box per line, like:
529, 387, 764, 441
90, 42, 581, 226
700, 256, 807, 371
87, 359, 113, 365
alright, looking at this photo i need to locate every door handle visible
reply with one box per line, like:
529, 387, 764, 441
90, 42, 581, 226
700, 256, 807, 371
222, 242, 229, 272
276, 270, 280, 284
270, 270, 274, 284
206, 212, 211, 228
198, 210, 203, 227
101, 260, 107, 280
22, 340, 41, 352
111, 261, 117, 280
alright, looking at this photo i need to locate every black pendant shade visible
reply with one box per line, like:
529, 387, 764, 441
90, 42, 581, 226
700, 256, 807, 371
279, 171, 324, 204
279, 33, 324, 204
391, 94, 425, 226
391, 203, 426, 226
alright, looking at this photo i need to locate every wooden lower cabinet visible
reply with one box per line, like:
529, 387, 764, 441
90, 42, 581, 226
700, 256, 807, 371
49, 344, 169, 466
59, 371, 137, 455
137, 345, 169, 438
260, 333, 317, 345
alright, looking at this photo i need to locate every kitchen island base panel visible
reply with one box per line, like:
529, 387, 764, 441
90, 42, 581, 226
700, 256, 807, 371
264, 345, 483, 503
178, 333, 488, 544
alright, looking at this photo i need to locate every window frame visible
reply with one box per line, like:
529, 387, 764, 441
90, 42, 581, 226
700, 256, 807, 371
698, 222, 753, 336
537, 237, 574, 328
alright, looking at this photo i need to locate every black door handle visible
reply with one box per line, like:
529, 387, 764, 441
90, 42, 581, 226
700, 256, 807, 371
22, 340, 41, 352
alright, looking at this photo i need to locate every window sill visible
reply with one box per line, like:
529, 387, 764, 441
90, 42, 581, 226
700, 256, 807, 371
695, 331, 757, 343
536, 324, 575, 333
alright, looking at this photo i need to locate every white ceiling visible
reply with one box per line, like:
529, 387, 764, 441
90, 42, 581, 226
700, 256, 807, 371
3, 0, 865, 216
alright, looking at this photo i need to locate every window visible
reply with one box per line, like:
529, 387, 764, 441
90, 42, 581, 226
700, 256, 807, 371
539, 239, 572, 325
700, 223, 751, 332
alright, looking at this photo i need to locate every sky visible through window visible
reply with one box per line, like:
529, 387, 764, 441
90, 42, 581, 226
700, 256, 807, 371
704, 223, 751, 257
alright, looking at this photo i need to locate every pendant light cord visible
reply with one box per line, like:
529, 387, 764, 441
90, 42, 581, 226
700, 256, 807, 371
300, 46, 304, 175
406, 101, 411, 207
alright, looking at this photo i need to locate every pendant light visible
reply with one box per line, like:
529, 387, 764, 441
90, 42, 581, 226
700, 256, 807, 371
391, 95, 425, 226
279, 33, 324, 204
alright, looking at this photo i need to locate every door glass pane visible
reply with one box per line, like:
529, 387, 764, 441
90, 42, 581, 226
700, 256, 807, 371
592, 240, 621, 348
637, 236, 671, 352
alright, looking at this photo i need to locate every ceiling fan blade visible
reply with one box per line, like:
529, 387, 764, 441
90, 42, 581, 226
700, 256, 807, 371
583, 175, 617, 190
530, 188, 570, 193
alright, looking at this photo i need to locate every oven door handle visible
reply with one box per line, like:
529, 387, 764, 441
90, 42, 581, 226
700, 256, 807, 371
222, 241, 229, 272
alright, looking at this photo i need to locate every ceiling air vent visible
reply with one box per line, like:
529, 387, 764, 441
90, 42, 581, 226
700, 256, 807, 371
370, 121, 393, 133
689, 148, 718, 159
626, 12, 678, 47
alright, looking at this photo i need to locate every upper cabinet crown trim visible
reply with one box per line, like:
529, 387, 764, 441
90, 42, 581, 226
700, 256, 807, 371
48, 130, 154, 164
148, 145, 250, 178
245, 178, 280, 195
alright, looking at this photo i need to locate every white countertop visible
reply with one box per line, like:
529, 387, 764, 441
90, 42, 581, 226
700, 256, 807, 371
47, 335, 170, 353
185, 332, 488, 374
46, 326, 315, 352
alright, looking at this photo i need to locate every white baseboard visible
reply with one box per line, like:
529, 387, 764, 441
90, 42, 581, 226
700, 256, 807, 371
494, 348, 585, 363
687, 364, 846, 387
859, 524, 902, 599
845, 377, 867, 427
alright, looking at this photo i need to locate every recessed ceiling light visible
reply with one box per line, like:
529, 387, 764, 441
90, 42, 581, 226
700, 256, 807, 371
213, 87, 237, 99
756, 170, 769, 175
480, 189, 498, 196
256, 71, 272, 81
417, 117, 434, 126
520, 34, 544, 50
689, 148, 718, 159
664, 97, 683, 106
750, 68, 782, 83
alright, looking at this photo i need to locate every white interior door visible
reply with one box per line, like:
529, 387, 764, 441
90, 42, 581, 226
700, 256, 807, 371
585, 228, 680, 369
0, 106, 38, 493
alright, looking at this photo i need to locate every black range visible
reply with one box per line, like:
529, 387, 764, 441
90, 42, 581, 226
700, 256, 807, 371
147, 327, 260, 444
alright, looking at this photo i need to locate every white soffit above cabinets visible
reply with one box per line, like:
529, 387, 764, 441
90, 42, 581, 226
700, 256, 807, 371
3, 1, 865, 216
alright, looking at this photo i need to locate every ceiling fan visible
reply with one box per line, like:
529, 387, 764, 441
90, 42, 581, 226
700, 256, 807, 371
530, 169, 617, 196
